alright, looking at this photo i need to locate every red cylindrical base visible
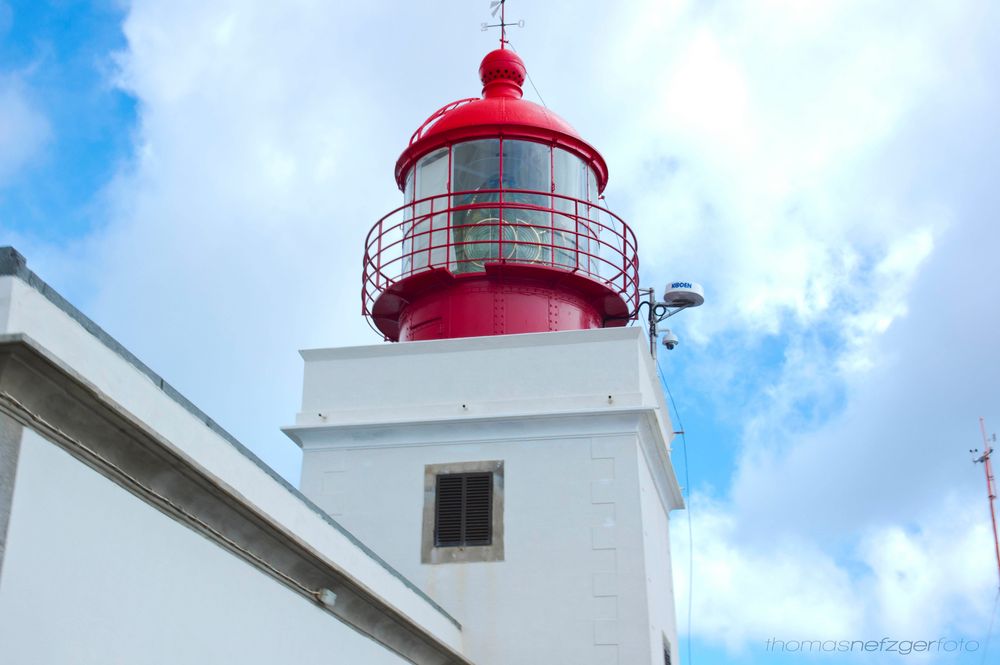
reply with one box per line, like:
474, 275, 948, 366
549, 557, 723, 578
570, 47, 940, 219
400, 276, 602, 341
369, 265, 630, 342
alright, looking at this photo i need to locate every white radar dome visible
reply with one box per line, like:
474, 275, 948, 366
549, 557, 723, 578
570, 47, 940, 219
662, 281, 704, 308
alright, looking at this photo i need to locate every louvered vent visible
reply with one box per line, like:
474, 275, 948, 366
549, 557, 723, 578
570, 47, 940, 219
435, 472, 492, 547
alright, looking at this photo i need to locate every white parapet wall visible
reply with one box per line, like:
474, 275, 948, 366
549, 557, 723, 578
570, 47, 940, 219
0, 248, 470, 665
2, 426, 418, 665
287, 327, 684, 665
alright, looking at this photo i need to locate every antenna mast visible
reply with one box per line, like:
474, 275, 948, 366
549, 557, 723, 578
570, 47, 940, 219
973, 417, 1000, 588
500, 0, 506, 47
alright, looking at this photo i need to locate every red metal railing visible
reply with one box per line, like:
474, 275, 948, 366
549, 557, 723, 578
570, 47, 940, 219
362, 189, 640, 326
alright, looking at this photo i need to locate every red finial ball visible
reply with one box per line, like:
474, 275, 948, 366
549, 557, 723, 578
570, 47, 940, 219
479, 48, 526, 99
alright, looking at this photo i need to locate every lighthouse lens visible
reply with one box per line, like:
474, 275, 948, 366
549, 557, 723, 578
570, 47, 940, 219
439, 139, 601, 275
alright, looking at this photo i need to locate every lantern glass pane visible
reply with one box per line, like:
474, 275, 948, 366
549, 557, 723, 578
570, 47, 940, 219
451, 140, 501, 273
500, 140, 551, 265
409, 148, 449, 272
552, 149, 587, 269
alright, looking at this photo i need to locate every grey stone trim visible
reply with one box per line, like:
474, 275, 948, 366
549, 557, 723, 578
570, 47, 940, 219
0, 409, 23, 582
0, 336, 470, 665
0, 247, 458, 629
422, 460, 505, 564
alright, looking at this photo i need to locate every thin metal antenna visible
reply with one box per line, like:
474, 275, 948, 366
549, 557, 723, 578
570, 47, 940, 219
973, 417, 1000, 589
481, 1, 525, 49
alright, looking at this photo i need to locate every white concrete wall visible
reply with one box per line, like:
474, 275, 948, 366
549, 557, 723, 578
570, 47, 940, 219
301, 428, 656, 665
637, 448, 680, 664
0, 429, 409, 665
290, 328, 684, 665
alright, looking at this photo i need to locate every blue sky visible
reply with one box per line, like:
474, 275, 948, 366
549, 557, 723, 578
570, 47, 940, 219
2, 1, 999, 664
0, 0, 133, 242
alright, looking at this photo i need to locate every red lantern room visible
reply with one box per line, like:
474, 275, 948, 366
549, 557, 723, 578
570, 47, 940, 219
362, 46, 639, 341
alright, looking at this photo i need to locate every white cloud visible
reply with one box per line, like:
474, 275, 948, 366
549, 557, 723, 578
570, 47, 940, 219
673, 494, 996, 650
0, 75, 49, 187
17, 0, 1000, 655
672, 495, 864, 651
601, 0, 1000, 652
601, 0, 959, 344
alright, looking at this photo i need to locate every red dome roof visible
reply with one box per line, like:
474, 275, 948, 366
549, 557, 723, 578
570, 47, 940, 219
395, 49, 608, 191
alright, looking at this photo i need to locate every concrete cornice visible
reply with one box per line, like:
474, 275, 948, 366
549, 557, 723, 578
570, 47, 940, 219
286, 405, 685, 514
286, 405, 661, 443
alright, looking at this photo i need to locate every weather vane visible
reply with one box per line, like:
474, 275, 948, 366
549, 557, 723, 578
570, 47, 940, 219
481, 0, 524, 49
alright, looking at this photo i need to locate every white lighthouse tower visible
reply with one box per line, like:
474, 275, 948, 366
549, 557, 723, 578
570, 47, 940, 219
285, 40, 687, 665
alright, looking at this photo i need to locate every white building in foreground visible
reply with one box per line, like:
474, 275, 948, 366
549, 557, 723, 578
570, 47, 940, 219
0, 248, 466, 665
0, 42, 686, 665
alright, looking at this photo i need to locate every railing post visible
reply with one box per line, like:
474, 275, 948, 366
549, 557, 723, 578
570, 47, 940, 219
448, 193, 455, 271
428, 196, 435, 269
376, 219, 383, 290
619, 214, 627, 294
549, 190, 556, 267
498, 195, 504, 264
574, 198, 580, 272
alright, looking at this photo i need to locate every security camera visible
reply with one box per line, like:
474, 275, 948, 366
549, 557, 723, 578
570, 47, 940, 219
662, 329, 679, 350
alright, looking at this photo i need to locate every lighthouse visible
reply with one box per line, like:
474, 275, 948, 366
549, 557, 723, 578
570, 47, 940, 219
362, 45, 637, 342
286, 39, 686, 665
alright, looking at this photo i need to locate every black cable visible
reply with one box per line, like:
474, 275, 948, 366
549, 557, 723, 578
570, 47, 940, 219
505, 41, 548, 108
